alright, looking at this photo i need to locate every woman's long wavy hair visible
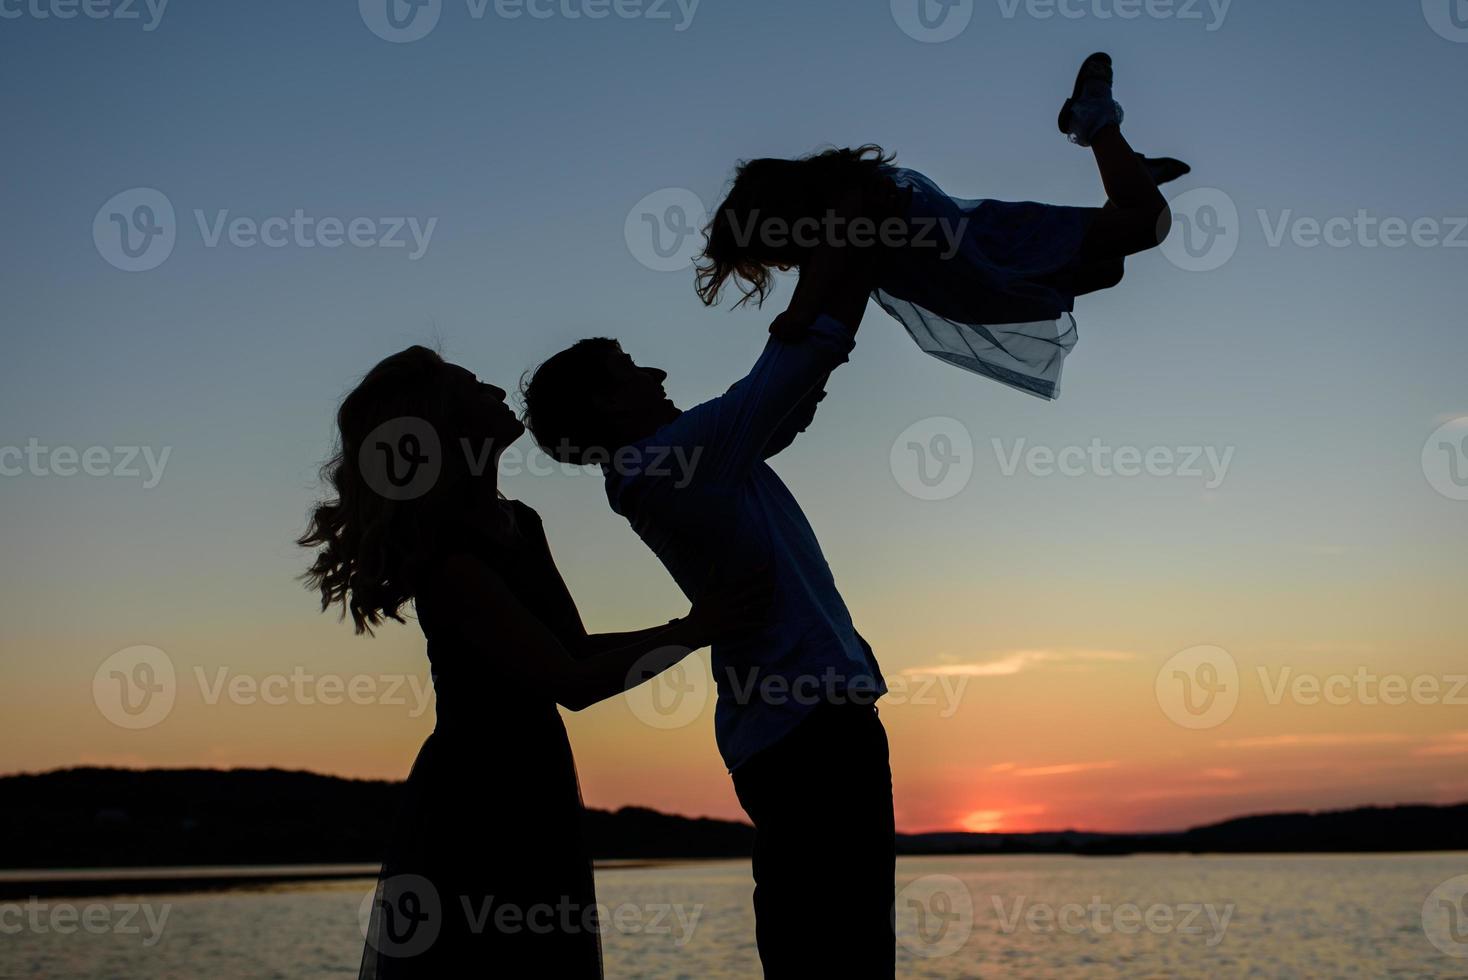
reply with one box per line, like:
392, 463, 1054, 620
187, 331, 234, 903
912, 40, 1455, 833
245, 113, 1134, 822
694, 144, 895, 309
298, 346, 503, 635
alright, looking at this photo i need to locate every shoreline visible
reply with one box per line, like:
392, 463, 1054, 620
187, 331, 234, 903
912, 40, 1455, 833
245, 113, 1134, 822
5, 851, 1466, 900
0, 858, 721, 900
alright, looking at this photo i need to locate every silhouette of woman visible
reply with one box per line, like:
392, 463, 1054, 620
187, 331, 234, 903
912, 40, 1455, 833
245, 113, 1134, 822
299, 346, 766, 978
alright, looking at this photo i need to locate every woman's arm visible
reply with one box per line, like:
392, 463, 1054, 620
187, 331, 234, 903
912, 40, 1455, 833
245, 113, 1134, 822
580, 622, 694, 658
429, 554, 766, 711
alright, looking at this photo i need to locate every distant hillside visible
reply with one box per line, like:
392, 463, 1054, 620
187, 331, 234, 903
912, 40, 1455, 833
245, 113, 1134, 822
1075, 803, 1468, 855
2, 768, 1465, 872
0, 768, 753, 870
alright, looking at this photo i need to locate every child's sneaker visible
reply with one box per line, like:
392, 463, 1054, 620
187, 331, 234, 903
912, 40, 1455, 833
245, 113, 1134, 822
1058, 52, 1124, 147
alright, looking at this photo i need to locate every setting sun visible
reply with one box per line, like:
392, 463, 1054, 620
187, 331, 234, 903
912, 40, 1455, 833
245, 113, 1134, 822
960, 805, 1049, 834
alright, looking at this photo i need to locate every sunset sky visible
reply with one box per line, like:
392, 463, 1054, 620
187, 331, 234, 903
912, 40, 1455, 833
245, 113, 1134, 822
2, 0, 1465, 834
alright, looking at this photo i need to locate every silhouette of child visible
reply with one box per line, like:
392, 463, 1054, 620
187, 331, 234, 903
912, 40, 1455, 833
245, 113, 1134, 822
695, 53, 1190, 400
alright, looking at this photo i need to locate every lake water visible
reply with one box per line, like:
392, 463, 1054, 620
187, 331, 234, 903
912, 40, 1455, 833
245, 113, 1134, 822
4, 854, 1467, 978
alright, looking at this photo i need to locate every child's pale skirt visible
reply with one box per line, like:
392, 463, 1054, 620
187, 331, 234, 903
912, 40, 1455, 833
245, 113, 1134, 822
876, 166, 1095, 400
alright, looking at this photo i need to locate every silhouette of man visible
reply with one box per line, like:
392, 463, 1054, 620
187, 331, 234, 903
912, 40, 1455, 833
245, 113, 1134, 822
522, 227, 895, 977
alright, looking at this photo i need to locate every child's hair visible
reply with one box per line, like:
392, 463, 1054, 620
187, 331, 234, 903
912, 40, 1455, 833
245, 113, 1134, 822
695, 144, 895, 309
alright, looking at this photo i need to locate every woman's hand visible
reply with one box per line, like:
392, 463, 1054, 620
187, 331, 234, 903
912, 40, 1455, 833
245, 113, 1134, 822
685, 569, 776, 647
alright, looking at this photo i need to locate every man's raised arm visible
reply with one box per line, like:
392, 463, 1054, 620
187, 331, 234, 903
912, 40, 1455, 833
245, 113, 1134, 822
697, 236, 881, 478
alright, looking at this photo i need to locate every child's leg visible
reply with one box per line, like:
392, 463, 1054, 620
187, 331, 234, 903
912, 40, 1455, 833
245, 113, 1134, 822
1068, 248, 1125, 297
1038, 223, 1124, 298
1057, 54, 1175, 270
1078, 124, 1171, 262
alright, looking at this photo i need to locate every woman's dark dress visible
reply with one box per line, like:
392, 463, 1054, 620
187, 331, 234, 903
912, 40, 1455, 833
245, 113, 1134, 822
359, 501, 603, 979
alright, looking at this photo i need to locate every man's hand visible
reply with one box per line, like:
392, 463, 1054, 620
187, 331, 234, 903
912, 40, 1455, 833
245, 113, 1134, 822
769, 309, 813, 342
836, 167, 912, 227
769, 169, 908, 342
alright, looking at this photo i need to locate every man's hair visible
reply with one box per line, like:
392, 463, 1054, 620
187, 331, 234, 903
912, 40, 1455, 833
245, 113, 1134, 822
520, 337, 622, 465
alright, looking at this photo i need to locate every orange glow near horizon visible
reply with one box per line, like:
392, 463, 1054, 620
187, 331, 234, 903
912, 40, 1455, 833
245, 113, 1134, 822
8, 607, 1465, 835
4, 469, 1465, 836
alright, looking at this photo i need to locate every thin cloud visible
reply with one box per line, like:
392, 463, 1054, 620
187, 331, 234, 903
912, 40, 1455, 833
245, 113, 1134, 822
904, 649, 1136, 678
1201, 768, 1243, 780
1013, 761, 1119, 778
1216, 734, 1412, 749
1414, 732, 1468, 757
1258, 641, 1376, 656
